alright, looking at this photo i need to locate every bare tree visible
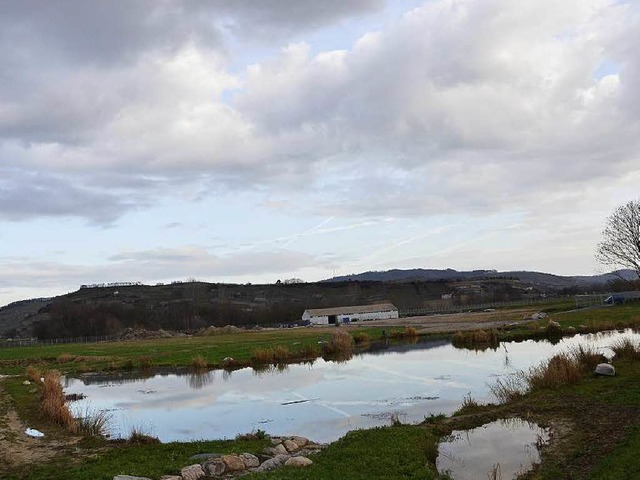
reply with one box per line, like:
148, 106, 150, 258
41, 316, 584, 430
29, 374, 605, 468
596, 199, 640, 281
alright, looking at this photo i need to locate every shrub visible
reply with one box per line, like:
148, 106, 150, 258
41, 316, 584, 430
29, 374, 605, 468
489, 373, 527, 403
452, 329, 499, 349
297, 343, 319, 358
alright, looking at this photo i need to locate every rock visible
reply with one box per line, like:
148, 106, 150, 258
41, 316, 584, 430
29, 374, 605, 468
222, 454, 246, 472
272, 443, 289, 455
289, 436, 309, 448
283, 439, 300, 453
222, 357, 234, 363
160, 476, 182, 480
240, 453, 260, 468
270, 436, 283, 445
113, 476, 152, 480
595, 363, 616, 376
180, 464, 205, 480
566, 326, 576, 332
255, 454, 289, 472
188, 453, 221, 462
22, 380, 30, 385
202, 459, 226, 476
285, 456, 313, 467
548, 320, 561, 328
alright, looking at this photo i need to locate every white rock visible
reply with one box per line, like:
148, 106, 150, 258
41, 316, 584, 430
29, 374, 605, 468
255, 454, 289, 472
285, 456, 313, 467
180, 464, 205, 480
595, 363, 615, 376
240, 453, 260, 468
25, 428, 44, 438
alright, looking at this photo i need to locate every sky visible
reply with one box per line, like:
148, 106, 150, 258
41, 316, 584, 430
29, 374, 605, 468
1, 0, 640, 306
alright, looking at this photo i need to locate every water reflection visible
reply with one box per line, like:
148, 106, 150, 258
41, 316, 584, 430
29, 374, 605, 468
64, 329, 640, 443
437, 418, 549, 480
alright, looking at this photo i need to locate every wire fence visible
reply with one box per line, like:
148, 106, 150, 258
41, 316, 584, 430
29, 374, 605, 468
0, 335, 116, 349
399, 295, 568, 317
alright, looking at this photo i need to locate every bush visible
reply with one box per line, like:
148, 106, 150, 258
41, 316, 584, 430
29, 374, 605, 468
611, 338, 640, 361
352, 332, 370, 345
191, 355, 208, 369
322, 330, 354, 359
138, 356, 153, 369
26, 365, 41, 384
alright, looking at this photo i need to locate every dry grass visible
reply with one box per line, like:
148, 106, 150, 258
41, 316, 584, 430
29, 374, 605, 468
191, 355, 208, 369
26, 365, 41, 383
76, 407, 111, 436
297, 343, 320, 358
138, 356, 153, 369
352, 332, 370, 345
251, 348, 274, 364
272, 345, 291, 363
56, 353, 75, 363
452, 329, 499, 349
611, 338, 640, 361
128, 426, 160, 444
322, 329, 354, 359
41, 370, 76, 432
490, 344, 605, 402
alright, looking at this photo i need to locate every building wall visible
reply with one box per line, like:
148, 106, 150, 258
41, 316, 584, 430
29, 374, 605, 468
304, 309, 398, 325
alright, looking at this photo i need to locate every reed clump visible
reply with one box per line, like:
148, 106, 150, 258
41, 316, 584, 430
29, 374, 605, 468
41, 370, 76, 432
128, 426, 160, 444
297, 343, 320, 359
26, 365, 41, 383
322, 329, 354, 359
490, 344, 605, 403
272, 345, 291, 363
138, 356, 153, 369
452, 329, 499, 349
611, 338, 640, 361
352, 332, 370, 345
389, 327, 420, 341
251, 348, 274, 364
76, 407, 111, 436
191, 355, 208, 370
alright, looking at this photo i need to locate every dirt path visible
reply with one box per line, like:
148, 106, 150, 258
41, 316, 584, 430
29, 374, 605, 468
359, 308, 539, 333
0, 377, 79, 476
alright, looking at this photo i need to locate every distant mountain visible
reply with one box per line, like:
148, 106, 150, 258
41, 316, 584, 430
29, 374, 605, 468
323, 268, 638, 288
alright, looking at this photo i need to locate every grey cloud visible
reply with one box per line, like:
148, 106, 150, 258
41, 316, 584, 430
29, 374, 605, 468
0, 169, 135, 224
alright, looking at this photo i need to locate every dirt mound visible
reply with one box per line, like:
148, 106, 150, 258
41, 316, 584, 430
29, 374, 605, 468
195, 325, 242, 336
119, 328, 174, 340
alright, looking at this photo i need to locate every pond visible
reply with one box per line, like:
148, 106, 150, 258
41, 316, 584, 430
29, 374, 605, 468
64, 329, 639, 443
436, 418, 549, 480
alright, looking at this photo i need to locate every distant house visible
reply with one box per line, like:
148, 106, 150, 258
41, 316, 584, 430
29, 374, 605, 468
301, 303, 399, 325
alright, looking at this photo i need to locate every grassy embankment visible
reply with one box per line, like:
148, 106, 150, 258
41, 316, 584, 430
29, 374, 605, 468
0, 326, 408, 376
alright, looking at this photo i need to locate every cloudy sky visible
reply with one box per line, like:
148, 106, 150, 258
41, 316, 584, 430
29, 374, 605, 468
1, 0, 639, 305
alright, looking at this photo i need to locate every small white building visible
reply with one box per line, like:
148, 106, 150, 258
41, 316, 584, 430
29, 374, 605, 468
301, 303, 399, 325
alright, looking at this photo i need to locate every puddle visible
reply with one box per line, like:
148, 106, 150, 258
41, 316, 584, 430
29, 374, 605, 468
437, 418, 549, 480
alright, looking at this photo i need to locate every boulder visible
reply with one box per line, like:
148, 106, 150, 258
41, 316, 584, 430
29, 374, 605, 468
283, 439, 300, 453
548, 320, 561, 328
289, 436, 309, 448
255, 454, 289, 472
180, 464, 205, 480
202, 459, 226, 476
188, 453, 221, 462
285, 456, 313, 468
595, 363, 616, 376
240, 453, 260, 468
272, 443, 289, 455
222, 454, 246, 472
160, 476, 182, 480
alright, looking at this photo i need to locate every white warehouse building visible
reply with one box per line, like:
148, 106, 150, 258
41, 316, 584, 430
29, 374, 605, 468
301, 303, 399, 325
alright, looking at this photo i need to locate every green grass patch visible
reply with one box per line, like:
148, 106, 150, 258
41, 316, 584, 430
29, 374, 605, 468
3, 438, 270, 480
591, 423, 640, 480
247, 425, 448, 480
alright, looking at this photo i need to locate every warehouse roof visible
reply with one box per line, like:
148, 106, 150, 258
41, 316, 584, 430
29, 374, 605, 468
304, 303, 397, 317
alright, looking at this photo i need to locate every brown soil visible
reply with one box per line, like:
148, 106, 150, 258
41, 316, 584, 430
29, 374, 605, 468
360, 308, 538, 333
0, 377, 81, 476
